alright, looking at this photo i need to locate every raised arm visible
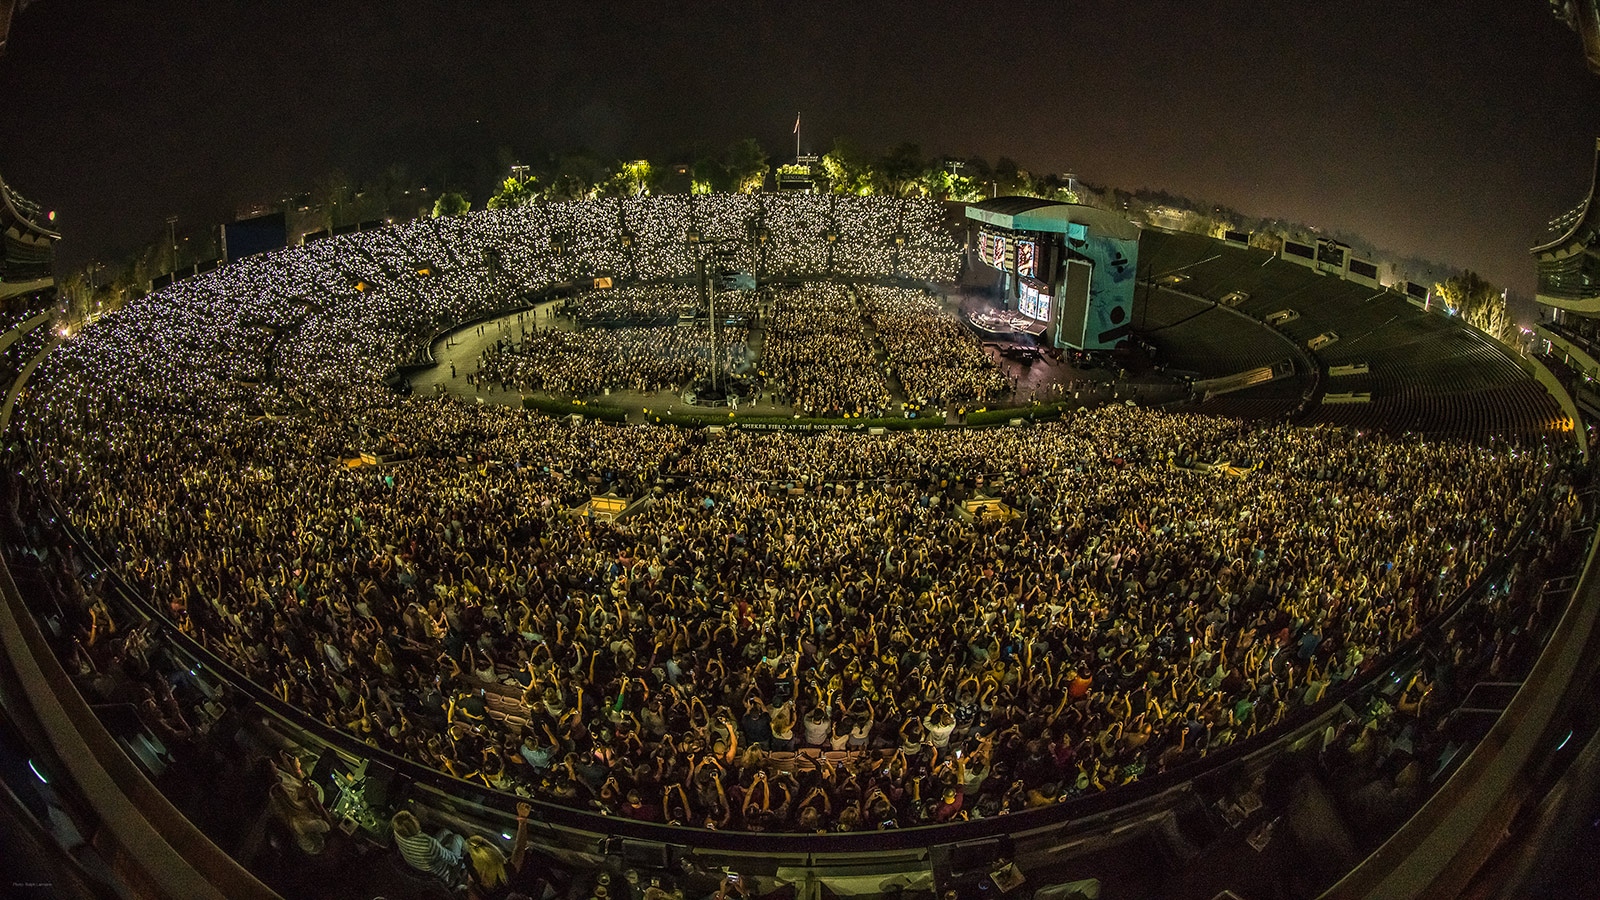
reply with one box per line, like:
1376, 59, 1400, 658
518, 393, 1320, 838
510, 802, 532, 871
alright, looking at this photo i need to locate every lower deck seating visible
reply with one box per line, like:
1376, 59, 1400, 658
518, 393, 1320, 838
1138, 230, 1564, 440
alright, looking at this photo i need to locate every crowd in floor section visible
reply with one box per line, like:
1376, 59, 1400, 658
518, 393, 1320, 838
18, 382, 1575, 832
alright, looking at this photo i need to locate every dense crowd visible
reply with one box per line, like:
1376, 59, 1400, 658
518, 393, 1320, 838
9, 191, 1576, 841
493, 281, 1012, 412
50, 194, 954, 418
570, 284, 757, 326
762, 284, 891, 417
472, 322, 750, 397
863, 285, 1011, 406
20, 357, 1572, 832
464, 279, 1020, 412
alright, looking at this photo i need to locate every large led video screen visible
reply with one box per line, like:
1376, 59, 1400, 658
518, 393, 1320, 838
977, 230, 1007, 270
223, 211, 288, 263
1019, 278, 1051, 321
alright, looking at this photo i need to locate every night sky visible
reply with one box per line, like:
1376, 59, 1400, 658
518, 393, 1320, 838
1, 1, 1597, 300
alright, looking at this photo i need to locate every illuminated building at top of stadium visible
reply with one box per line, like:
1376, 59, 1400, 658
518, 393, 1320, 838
1533, 139, 1600, 405
0, 171, 58, 285
1533, 138, 1600, 312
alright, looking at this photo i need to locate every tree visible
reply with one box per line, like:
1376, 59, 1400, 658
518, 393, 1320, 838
1032, 173, 1078, 204
545, 152, 605, 201
1248, 231, 1284, 254
917, 165, 983, 202
1434, 271, 1512, 343
432, 192, 471, 218
486, 175, 539, 210
993, 157, 1023, 196
690, 152, 729, 193
601, 159, 656, 199
818, 138, 875, 195
372, 163, 415, 219
724, 139, 769, 194
947, 173, 985, 202
311, 170, 354, 232
876, 143, 927, 198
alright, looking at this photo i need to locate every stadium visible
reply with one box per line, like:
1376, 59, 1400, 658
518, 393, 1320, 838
3, 7, 1600, 900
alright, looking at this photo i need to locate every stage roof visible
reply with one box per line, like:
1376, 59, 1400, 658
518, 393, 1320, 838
965, 196, 1141, 241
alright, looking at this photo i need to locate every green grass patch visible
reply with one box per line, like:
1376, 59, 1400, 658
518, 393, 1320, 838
521, 396, 629, 423
643, 409, 944, 431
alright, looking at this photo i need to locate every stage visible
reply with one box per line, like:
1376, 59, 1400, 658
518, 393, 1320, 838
965, 304, 1049, 338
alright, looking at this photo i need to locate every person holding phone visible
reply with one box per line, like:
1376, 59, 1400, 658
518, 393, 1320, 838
710, 872, 751, 900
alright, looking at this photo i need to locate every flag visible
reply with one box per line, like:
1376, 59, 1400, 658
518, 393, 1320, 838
794, 113, 800, 134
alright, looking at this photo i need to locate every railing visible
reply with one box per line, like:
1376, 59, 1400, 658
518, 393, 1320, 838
1541, 319, 1600, 368
20, 441, 1561, 868
0, 298, 1581, 895
1321, 498, 1600, 898
0, 341, 277, 900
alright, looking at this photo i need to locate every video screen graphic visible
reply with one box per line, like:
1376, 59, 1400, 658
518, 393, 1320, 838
1019, 278, 1051, 321
978, 231, 1007, 270
1015, 239, 1037, 278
